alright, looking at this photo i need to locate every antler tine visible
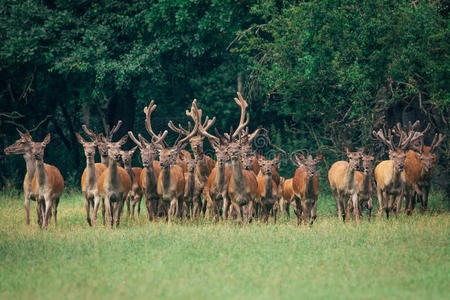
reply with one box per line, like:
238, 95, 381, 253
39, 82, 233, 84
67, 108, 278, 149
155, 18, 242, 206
108, 120, 123, 141
409, 120, 421, 131
430, 133, 446, 152
248, 127, 262, 142
193, 103, 219, 143
153, 130, 168, 146
168, 120, 190, 136
373, 128, 395, 150
128, 131, 143, 149
144, 100, 160, 139
82, 125, 98, 142
399, 130, 422, 150
175, 101, 199, 146
231, 92, 250, 139
264, 129, 287, 156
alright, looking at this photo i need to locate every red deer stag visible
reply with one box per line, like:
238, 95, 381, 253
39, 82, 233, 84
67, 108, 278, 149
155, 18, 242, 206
168, 100, 216, 217
373, 126, 422, 219
292, 153, 323, 226
256, 155, 281, 223
4, 130, 37, 225
128, 131, 164, 221
97, 134, 131, 228
120, 146, 143, 217
144, 100, 198, 223
76, 132, 107, 226
328, 146, 362, 221
30, 134, 65, 229
226, 92, 258, 224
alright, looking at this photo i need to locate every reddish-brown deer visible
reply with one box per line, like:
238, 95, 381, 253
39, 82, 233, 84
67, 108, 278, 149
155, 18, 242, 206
4, 130, 38, 225
354, 154, 374, 219
292, 153, 322, 226
128, 132, 164, 221
182, 157, 197, 218
144, 100, 198, 223
373, 126, 422, 219
30, 134, 65, 229
97, 134, 131, 228
76, 132, 107, 226
120, 146, 143, 217
328, 146, 362, 221
169, 100, 216, 217
226, 92, 258, 224
281, 178, 297, 220
256, 155, 281, 223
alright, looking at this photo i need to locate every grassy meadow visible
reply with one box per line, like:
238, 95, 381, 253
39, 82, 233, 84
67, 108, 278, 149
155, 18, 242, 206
0, 189, 449, 299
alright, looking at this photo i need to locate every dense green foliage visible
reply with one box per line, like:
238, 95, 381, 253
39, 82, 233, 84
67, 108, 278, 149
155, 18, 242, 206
0, 191, 449, 299
0, 0, 448, 189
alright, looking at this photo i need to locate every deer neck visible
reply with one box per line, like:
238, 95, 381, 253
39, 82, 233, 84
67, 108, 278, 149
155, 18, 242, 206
362, 170, 370, 190
344, 163, 356, 188
124, 163, 134, 184
161, 166, 171, 191
196, 155, 209, 178
35, 159, 46, 187
23, 152, 36, 185
305, 174, 315, 195
101, 155, 109, 166
85, 156, 97, 186
108, 157, 119, 186
215, 162, 226, 187
231, 158, 244, 186
186, 171, 195, 195
264, 174, 273, 197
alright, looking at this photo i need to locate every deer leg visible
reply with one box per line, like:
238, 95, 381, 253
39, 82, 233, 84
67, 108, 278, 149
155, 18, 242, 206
104, 197, 113, 228
394, 193, 402, 217
376, 187, 384, 217
92, 195, 101, 226
24, 195, 30, 225
115, 199, 125, 228
422, 185, 430, 213
36, 201, 43, 228
352, 193, 360, 222
101, 198, 106, 225
125, 194, 131, 217
43, 197, 52, 230
247, 201, 254, 224
273, 201, 279, 224
131, 195, 139, 218
368, 195, 373, 221
137, 195, 142, 216
382, 190, 389, 219
85, 197, 92, 226
53, 198, 59, 226
145, 195, 153, 222
168, 198, 177, 224
223, 196, 230, 221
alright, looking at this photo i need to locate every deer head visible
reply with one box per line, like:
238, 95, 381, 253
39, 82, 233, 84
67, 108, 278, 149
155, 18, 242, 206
361, 153, 374, 174
4, 129, 33, 155
31, 134, 51, 161
98, 135, 128, 163
82, 120, 123, 159
258, 154, 281, 176
75, 133, 97, 159
120, 146, 138, 166
343, 146, 362, 169
294, 153, 323, 176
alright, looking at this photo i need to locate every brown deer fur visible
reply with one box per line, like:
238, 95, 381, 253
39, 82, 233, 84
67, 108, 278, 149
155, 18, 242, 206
120, 146, 143, 217
256, 155, 281, 223
97, 135, 131, 228
76, 132, 107, 226
292, 154, 322, 225
30, 134, 65, 229
328, 147, 362, 221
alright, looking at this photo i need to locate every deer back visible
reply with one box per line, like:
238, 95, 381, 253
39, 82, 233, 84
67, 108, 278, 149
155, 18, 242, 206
282, 178, 294, 201
31, 163, 65, 198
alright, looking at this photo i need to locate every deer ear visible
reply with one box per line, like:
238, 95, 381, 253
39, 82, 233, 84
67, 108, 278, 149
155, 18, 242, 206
43, 133, 51, 146
316, 154, 323, 162
343, 146, 349, 154
118, 135, 128, 146
297, 153, 305, 161
75, 133, 85, 144
130, 146, 138, 154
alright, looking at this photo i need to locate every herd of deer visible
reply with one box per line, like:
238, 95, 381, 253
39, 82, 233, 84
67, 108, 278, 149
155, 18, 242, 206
4, 93, 445, 229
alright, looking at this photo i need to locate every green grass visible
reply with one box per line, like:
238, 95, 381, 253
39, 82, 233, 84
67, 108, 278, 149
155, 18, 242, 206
0, 189, 449, 299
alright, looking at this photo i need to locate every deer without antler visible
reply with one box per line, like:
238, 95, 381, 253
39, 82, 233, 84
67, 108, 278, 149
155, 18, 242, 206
256, 155, 281, 223
328, 146, 362, 221
4, 130, 39, 225
182, 157, 197, 218
30, 134, 65, 229
354, 153, 374, 219
292, 153, 322, 226
97, 134, 131, 228
120, 146, 143, 218
373, 125, 423, 219
76, 132, 107, 226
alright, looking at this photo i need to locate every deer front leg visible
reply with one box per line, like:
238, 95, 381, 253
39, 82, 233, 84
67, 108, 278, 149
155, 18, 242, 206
376, 187, 384, 217
168, 198, 178, 224
223, 196, 230, 221
247, 200, 254, 224
125, 194, 131, 217
53, 198, 59, 226
383, 190, 390, 219
104, 197, 113, 228
273, 201, 279, 224
85, 197, 92, 226
394, 193, 402, 217
351, 193, 360, 222
24, 195, 30, 225
101, 198, 106, 225
92, 194, 101, 226
144, 194, 153, 221
114, 198, 125, 228
43, 197, 52, 229
421, 185, 430, 213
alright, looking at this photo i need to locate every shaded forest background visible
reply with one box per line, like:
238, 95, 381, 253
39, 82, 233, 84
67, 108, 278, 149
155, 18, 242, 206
0, 0, 448, 194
